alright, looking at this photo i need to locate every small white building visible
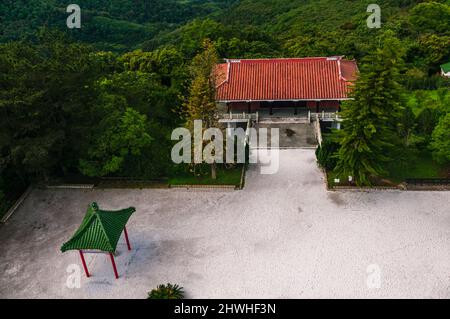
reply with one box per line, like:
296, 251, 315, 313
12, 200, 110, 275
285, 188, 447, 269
441, 62, 450, 78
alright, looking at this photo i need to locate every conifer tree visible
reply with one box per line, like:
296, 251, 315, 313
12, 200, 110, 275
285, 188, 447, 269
335, 32, 405, 185
183, 39, 220, 179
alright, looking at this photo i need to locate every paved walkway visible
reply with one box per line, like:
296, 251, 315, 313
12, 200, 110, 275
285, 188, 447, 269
256, 123, 317, 148
0, 149, 449, 298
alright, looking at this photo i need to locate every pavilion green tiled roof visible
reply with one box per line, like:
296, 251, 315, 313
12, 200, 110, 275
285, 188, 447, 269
61, 202, 135, 253
441, 62, 450, 73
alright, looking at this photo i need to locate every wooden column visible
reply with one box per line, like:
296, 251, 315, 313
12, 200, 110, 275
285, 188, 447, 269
247, 102, 251, 114
269, 102, 273, 115
294, 101, 298, 115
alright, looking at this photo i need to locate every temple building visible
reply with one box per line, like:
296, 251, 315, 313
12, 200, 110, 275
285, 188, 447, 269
215, 56, 358, 116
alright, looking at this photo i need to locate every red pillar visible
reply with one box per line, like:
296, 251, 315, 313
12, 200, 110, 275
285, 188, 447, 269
123, 226, 131, 251
109, 253, 119, 279
79, 250, 90, 277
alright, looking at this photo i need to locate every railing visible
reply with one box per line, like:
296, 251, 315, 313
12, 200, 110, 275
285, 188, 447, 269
311, 111, 340, 121
219, 111, 340, 123
219, 112, 259, 122
406, 178, 450, 185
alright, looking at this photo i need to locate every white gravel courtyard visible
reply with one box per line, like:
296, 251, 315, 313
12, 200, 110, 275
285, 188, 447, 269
0, 149, 449, 298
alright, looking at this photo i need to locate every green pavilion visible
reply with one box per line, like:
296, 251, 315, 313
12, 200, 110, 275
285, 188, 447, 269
61, 202, 135, 279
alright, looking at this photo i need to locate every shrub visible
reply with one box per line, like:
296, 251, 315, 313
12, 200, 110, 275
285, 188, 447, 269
147, 283, 184, 299
429, 113, 450, 165
415, 107, 444, 142
405, 74, 446, 90
316, 138, 339, 171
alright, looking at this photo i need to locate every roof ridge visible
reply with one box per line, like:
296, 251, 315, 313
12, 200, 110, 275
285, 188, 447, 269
63, 212, 97, 244
95, 210, 115, 251
227, 58, 328, 64
215, 62, 230, 89
223, 57, 348, 64
61, 208, 114, 252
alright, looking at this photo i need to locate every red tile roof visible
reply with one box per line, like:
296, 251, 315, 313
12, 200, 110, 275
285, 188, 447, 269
216, 57, 358, 102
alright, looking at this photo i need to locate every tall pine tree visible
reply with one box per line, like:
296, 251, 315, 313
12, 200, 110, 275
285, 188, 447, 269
335, 31, 405, 185
183, 39, 220, 179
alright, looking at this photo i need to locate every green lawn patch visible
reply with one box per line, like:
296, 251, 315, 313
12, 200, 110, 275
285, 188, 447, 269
386, 153, 445, 183
326, 152, 447, 187
169, 165, 243, 186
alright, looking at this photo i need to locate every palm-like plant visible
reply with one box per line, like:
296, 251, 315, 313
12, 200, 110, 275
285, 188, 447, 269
147, 283, 184, 299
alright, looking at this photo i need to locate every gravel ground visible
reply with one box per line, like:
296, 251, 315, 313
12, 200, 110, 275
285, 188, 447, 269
0, 149, 449, 299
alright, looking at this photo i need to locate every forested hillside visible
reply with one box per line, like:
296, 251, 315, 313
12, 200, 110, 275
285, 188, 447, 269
0, 0, 236, 50
0, 1, 449, 212
1, 1, 449, 73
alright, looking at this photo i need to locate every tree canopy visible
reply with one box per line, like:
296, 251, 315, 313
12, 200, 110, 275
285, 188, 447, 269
335, 32, 406, 185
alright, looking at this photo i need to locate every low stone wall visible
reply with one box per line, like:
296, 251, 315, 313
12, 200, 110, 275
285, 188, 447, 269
324, 169, 449, 192
330, 185, 402, 191
169, 184, 237, 190
1, 186, 33, 223
405, 184, 450, 191
237, 164, 247, 190
46, 184, 94, 189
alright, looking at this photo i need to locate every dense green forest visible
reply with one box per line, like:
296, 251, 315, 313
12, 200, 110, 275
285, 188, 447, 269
0, 0, 236, 51
2, 0, 449, 69
0, 0, 450, 211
